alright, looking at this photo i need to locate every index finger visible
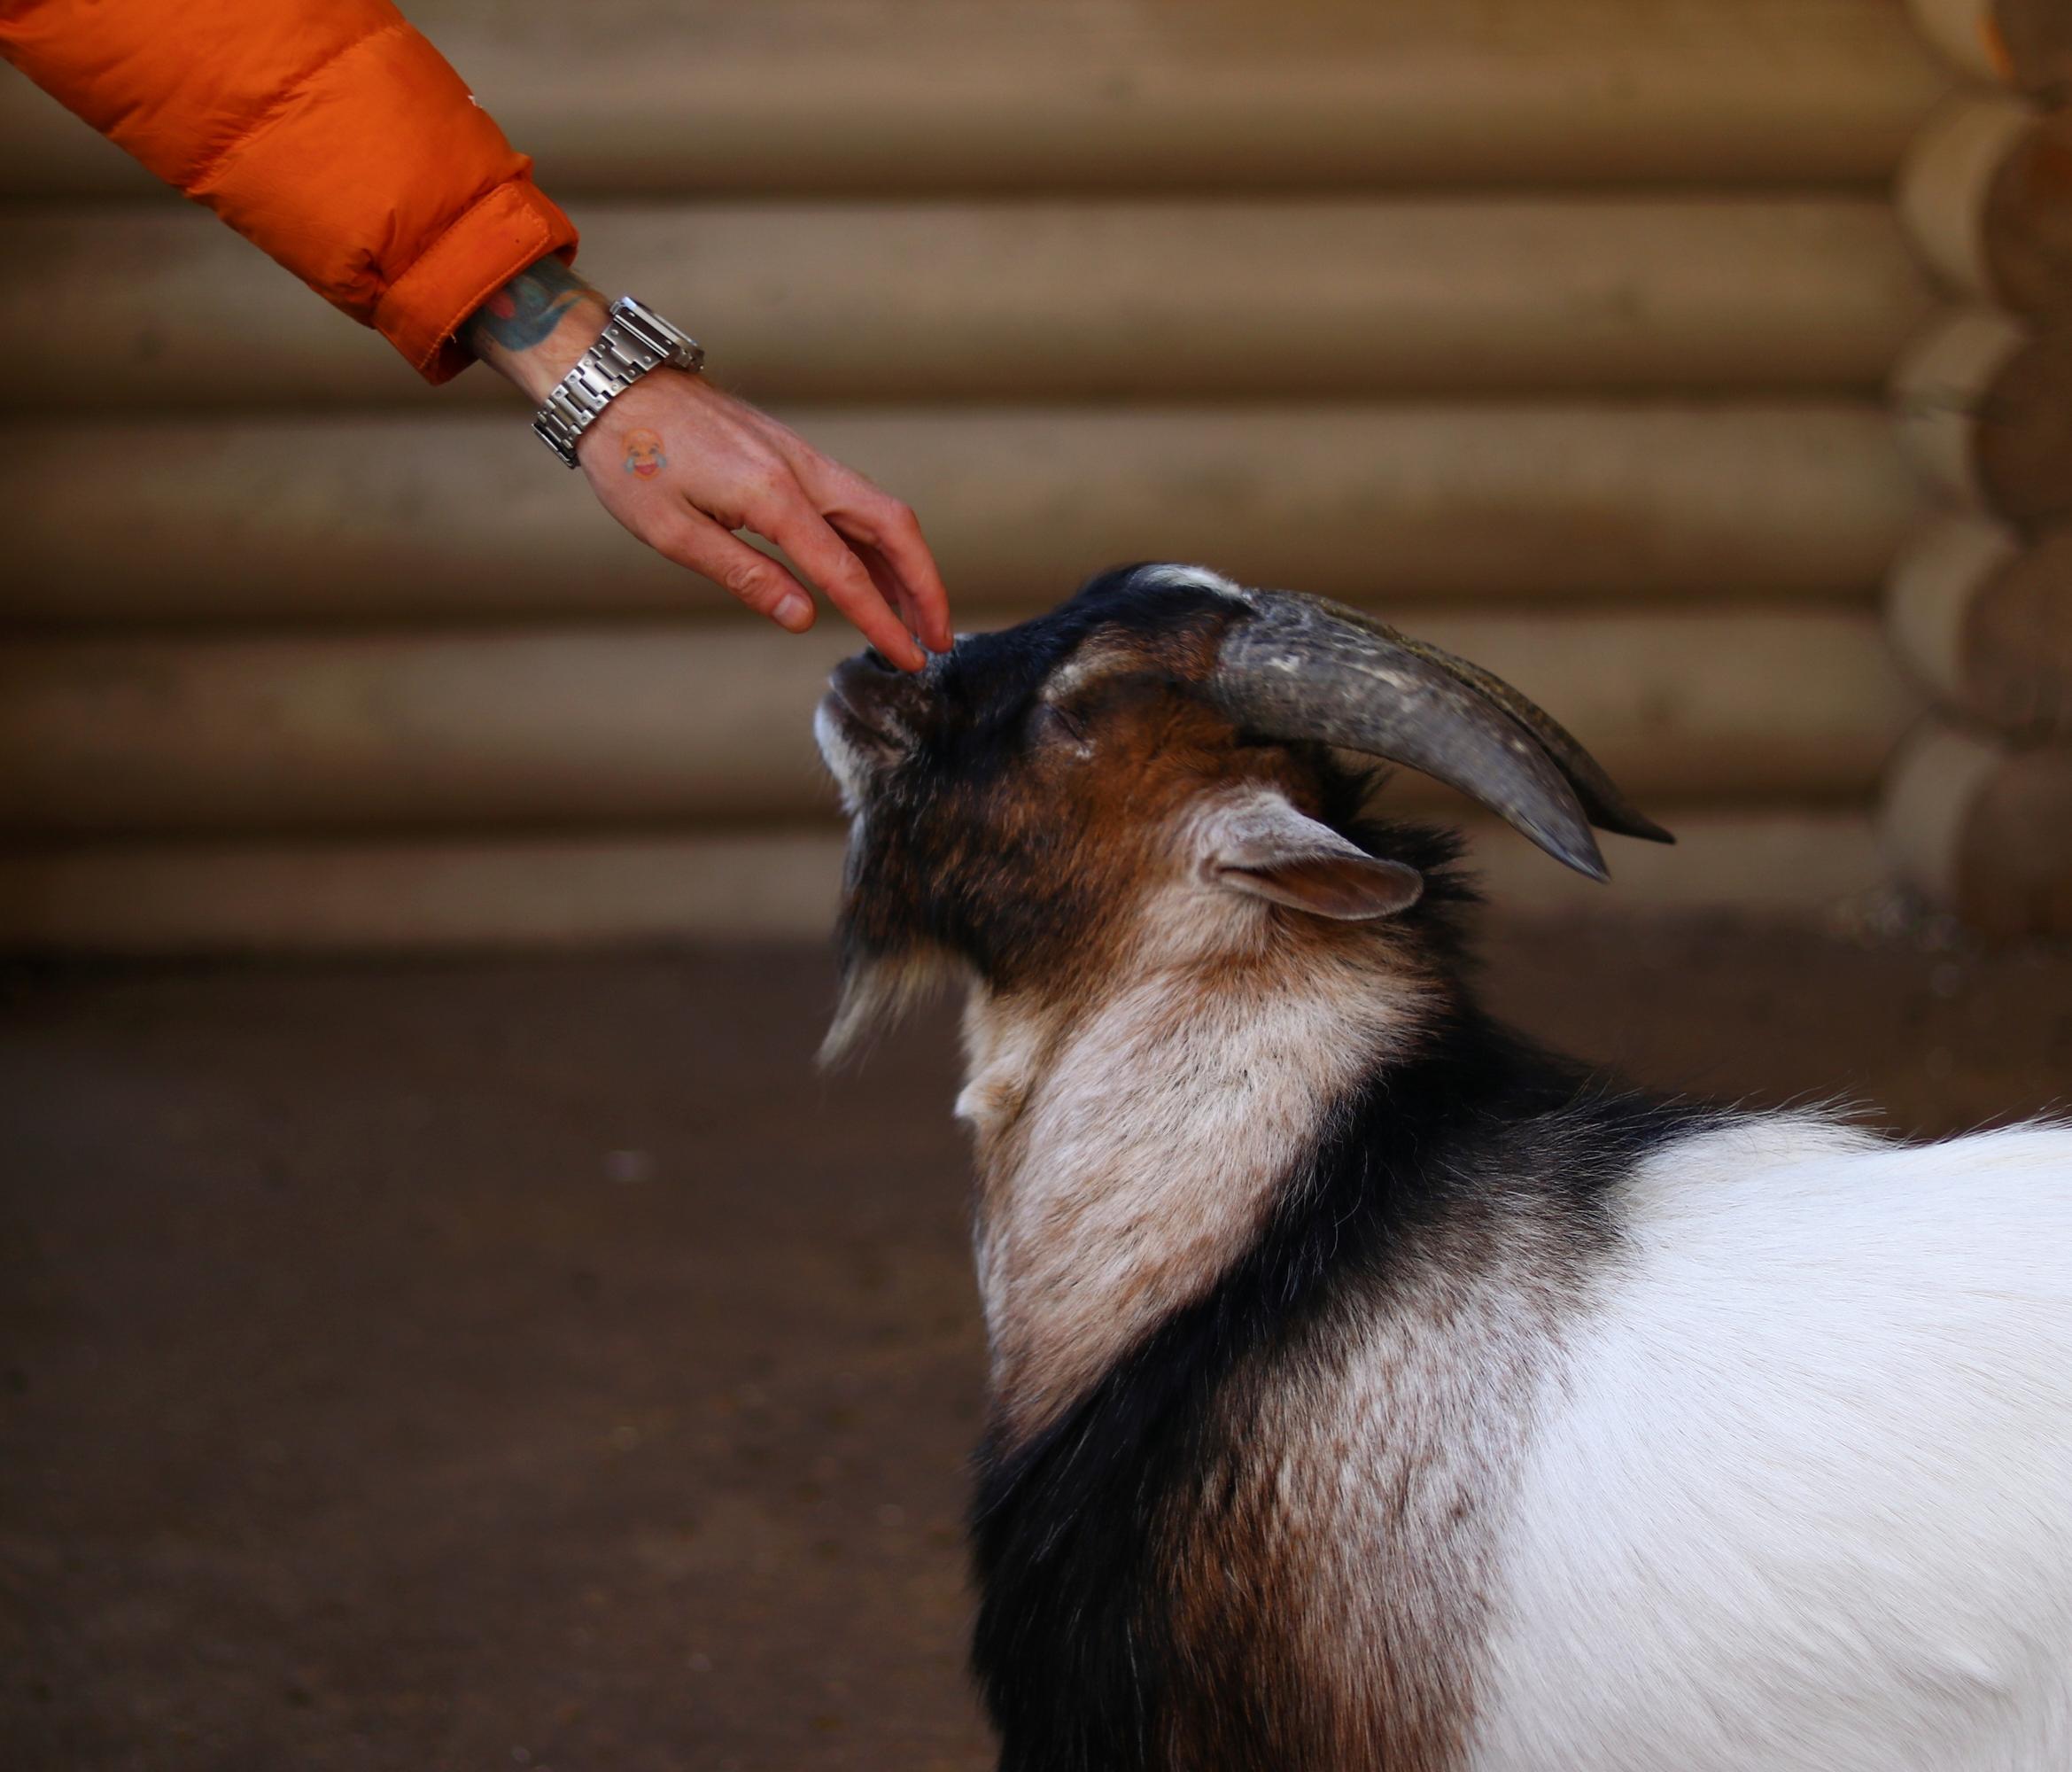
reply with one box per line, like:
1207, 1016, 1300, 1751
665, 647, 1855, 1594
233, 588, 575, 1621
832, 499, 954, 655
765, 506, 929, 671
789, 461, 954, 654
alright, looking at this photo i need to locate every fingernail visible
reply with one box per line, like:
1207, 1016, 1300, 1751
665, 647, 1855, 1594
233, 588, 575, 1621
775, 594, 812, 630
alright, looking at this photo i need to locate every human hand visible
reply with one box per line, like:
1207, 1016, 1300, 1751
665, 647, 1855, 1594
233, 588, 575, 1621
468, 258, 950, 670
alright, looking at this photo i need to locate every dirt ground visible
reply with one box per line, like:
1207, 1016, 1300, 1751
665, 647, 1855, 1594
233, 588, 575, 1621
3, 913, 2069, 1772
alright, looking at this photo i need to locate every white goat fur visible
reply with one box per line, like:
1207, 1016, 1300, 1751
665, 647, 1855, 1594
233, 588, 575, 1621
1478, 1116, 2072, 1768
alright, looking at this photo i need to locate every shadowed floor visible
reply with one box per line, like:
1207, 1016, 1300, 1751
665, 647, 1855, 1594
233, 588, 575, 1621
3, 916, 2069, 1771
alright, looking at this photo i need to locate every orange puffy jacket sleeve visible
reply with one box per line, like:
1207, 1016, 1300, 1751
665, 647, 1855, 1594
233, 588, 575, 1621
0, 0, 578, 383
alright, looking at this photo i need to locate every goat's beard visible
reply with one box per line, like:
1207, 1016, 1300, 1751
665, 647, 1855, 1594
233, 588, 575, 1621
819, 944, 965, 1070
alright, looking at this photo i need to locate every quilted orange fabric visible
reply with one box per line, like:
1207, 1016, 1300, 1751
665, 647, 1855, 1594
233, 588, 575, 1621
0, 0, 579, 382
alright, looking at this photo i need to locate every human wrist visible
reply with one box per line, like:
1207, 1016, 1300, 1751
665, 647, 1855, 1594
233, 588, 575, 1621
496, 296, 610, 402
465, 255, 609, 403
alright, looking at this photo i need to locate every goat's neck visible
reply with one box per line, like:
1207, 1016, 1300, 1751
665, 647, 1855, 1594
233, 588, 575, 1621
957, 929, 1427, 1444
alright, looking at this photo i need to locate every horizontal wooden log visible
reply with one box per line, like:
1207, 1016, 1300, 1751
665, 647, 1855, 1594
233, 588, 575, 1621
1891, 307, 2029, 504
1997, 0, 2072, 97
1885, 514, 2022, 704
1907, 0, 2019, 82
1887, 516, 2072, 736
0, 0, 1952, 199
0, 614, 1918, 838
0, 198, 1933, 410
1979, 107, 2072, 315
1899, 97, 2072, 314
1899, 96, 2034, 297
1883, 719, 2072, 934
1897, 96, 2072, 312
0, 405, 1919, 625
1892, 307, 2072, 525
0, 812, 1890, 954
1906, 0, 2072, 96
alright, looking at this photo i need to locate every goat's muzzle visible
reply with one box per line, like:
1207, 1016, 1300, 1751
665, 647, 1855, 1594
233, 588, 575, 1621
824, 649, 923, 753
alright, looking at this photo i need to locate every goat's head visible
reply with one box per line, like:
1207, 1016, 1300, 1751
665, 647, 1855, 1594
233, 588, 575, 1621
814, 564, 1668, 1053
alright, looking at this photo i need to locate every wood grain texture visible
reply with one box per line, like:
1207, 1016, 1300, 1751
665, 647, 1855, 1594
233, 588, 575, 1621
1893, 308, 2072, 525
1883, 719, 2072, 934
0, 812, 1888, 953
0, 407, 1918, 624
0, 614, 1918, 836
1889, 517, 2072, 737
1908, 0, 2071, 95
1899, 97, 2072, 314
0, 0, 1952, 197
0, 198, 1934, 409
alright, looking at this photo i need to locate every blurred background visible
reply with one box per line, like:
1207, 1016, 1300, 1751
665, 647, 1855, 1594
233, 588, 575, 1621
2, 2, 2069, 1768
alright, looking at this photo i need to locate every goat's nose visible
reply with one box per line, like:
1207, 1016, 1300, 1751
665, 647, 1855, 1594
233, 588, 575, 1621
830, 650, 921, 730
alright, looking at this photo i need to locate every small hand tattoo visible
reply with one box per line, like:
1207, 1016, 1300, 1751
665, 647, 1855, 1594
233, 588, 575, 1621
466, 255, 598, 355
623, 429, 667, 478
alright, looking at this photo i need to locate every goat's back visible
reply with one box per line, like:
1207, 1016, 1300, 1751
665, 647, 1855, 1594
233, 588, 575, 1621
1469, 1116, 2072, 1771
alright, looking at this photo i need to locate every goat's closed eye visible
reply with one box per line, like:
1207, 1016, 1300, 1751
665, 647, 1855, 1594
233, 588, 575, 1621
1028, 703, 1092, 753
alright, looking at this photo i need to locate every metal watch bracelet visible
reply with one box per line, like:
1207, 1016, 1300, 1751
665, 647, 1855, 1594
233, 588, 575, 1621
531, 295, 705, 468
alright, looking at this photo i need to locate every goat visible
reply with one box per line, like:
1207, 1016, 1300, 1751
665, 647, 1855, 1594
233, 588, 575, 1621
812, 563, 2072, 1772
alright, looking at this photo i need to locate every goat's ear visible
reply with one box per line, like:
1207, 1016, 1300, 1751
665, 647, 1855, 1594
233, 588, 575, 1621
1204, 794, 1423, 921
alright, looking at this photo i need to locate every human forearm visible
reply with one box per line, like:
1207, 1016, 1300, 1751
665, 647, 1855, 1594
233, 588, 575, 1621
1, 0, 577, 382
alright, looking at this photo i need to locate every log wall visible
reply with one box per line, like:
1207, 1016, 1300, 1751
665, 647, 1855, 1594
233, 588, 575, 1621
0, 199, 1933, 408
1884, 2, 2072, 933
0, 0, 1956, 951
3, 408, 1918, 625
0, 614, 1909, 835
0, 1, 1952, 197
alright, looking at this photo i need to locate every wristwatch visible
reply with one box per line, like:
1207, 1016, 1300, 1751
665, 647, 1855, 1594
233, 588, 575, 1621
531, 295, 705, 468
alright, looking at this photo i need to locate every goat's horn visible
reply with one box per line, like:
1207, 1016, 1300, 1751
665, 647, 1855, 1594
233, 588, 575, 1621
1205, 591, 1672, 881
1374, 633, 1675, 847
